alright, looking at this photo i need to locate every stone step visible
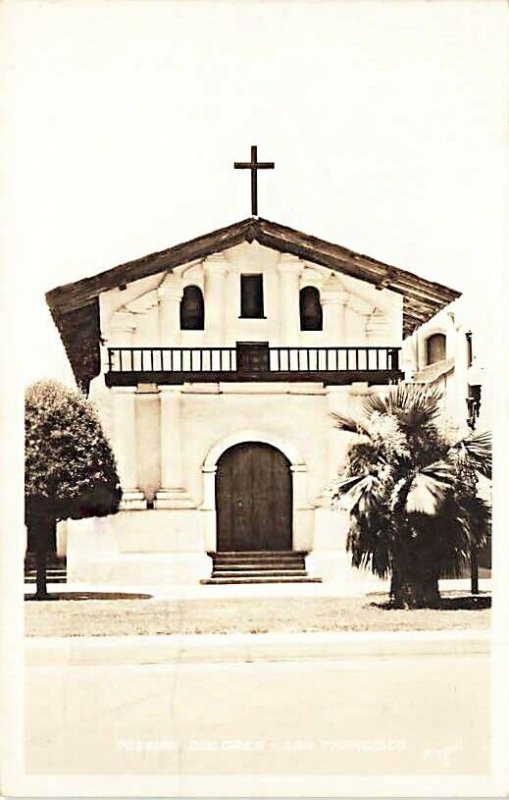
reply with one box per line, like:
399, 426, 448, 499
212, 551, 308, 559
25, 567, 67, 573
214, 558, 306, 567
201, 576, 322, 585
212, 570, 309, 579
206, 550, 321, 585
214, 558, 306, 569
25, 566, 68, 584
214, 553, 306, 560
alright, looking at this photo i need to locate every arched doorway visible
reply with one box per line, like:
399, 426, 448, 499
216, 442, 293, 552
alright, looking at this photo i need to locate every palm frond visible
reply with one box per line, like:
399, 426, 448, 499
361, 393, 393, 417
330, 412, 369, 436
450, 430, 492, 479
420, 460, 457, 485
335, 474, 367, 495
390, 475, 414, 513
390, 460, 454, 515
396, 385, 444, 431
362, 383, 444, 433
346, 512, 393, 578
336, 472, 385, 517
456, 494, 492, 547
347, 442, 392, 476
405, 472, 449, 515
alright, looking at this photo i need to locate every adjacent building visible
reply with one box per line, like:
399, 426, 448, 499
403, 296, 489, 433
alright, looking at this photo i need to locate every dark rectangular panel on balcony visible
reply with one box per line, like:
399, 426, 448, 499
237, 341, 270, 376
106, 346, 402, 387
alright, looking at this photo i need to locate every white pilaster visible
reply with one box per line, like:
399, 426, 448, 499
155, 386, 194, 508
290, 463, 309, 509
314, 385, 349, 509
203, 253, 228, 345
200, 465, 218, 551
158, 275, 184, 346
321, 291, 348, 343
277, 254, 302, 345
111, 387, 146, 509
200, 466, 217, 510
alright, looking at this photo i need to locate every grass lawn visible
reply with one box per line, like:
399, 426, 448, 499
24, 592, 490, 638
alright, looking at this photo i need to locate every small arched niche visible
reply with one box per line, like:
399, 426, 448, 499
426, 332, 446, 365
180, 285, 204, 330
299, 286, 323, 331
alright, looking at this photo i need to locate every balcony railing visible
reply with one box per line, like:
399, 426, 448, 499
106, 344, 402, 386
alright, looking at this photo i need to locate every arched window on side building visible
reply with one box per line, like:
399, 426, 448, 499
299, 286, 323, 331
426, 332, 446, 365
180, 285, 204, 330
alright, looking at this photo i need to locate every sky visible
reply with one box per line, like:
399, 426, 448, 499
2, 0, 508, 388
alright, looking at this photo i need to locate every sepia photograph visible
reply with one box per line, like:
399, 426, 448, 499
1, 0, 508, 796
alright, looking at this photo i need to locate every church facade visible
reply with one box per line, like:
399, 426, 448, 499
46, 217, 459, 587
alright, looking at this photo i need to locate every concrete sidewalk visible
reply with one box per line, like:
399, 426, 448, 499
25, 642, 491, 781
25, 628, 490, 666
24, 576, 492, 600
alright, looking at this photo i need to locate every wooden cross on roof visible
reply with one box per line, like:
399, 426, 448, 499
234, 145, 275, 217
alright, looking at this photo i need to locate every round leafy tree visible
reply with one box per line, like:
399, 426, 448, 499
333, 384, 491, 608
25, 380, 121, 599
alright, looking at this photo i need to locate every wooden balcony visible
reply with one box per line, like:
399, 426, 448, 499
105, 343, 402, 387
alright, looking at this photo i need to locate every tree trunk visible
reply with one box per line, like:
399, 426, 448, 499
28, 511, 55, 600
390, 571, 441, 609
35, 540, 48, 599
470, 546, 479, 595
27, 518, 57, 554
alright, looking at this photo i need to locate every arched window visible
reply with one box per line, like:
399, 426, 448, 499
180, 285, 204, 330
426, 333, 446, 365
299, 286, 323, 331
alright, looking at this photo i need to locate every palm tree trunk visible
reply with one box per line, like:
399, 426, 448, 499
391, 571, 440, 609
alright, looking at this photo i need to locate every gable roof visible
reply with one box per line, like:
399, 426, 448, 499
46, 216, 460, 391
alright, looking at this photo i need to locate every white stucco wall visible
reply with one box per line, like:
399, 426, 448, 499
70, 380, 382, 585
89, 377, 374, 518
178, 388, 328, 506
98, 241, 403, 352
77, 240, 405, 585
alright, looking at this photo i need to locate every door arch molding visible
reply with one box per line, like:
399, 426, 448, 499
200, 430, 308, 552
203, 429, 305, 470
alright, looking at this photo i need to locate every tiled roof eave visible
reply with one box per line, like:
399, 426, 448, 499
46, 216, 461, 390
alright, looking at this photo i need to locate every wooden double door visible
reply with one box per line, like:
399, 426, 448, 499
216, 442, 293, 552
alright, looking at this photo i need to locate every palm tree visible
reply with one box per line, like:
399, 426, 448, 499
332, 384, 491, 609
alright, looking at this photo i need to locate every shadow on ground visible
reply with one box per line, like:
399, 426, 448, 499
24, 592, 153, 602
369, 594, 491, 611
